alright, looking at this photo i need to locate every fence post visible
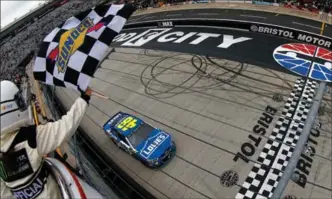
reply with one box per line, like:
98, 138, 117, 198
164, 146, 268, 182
271, 81, 327, 199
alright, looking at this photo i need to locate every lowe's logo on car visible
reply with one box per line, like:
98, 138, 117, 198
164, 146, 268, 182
141, 132, 169, 159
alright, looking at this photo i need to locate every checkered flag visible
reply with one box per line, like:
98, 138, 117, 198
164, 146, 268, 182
33, 3, 136, 91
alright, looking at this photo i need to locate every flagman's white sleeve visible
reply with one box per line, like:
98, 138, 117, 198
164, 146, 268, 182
36, 98, 88, 155
0, 179, 12, 198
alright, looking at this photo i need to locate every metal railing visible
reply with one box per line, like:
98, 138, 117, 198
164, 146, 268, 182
44, 159, 72, 199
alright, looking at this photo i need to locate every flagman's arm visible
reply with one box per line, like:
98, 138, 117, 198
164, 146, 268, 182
0, 179, 12, 198
35, 88, 92, 155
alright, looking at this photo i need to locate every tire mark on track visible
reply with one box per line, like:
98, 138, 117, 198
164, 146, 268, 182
97, 67, 271, 114
109, 50, 296, 90
105, 57, 291, 100
91, 76, 286, 169
97, 66, 291, 129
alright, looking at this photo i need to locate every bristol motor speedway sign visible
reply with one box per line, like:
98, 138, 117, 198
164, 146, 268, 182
250, 24, 332, 49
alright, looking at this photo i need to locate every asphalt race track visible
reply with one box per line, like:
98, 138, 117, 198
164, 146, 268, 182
55, 9, 332, 199
128, 9, 332, 37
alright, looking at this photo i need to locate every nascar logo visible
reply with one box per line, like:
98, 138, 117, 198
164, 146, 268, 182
141, 132, 169, 159
1, 104, 13, 111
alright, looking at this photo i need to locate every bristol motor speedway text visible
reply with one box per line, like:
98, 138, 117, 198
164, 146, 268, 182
250, 25, 331, 48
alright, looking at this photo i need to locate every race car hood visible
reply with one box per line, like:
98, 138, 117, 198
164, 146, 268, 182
104, 112, 124, 129
136, 130, 172, 160
103, 112, 142, 137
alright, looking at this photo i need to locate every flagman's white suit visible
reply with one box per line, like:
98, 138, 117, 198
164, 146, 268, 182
1, 81, 90, 199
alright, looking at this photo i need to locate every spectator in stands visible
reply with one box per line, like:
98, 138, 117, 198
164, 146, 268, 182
0, 0, 106, 82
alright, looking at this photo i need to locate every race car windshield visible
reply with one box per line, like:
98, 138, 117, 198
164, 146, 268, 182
128, 122, 154, 148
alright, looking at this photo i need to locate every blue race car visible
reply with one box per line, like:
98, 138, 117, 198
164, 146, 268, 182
103, 112, 176, 168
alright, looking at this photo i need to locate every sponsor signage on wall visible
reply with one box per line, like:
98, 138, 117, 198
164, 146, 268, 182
123, 20, 332, 49
157, 21, 173, 27
250, 24, 332, 49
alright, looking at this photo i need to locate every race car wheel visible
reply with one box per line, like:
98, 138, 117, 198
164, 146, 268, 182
117, 142, 122, 148
140, 160, 149, 167
111, 138, 117, 145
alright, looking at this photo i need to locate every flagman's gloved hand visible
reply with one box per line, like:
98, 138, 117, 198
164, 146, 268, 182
78, 87, 92, 104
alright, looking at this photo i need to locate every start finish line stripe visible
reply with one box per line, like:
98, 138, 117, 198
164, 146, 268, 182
236, 78, 317, 199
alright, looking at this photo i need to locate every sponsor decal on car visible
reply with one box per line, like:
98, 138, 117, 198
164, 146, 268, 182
140, 132, 169, 159
108, 113, 123, 125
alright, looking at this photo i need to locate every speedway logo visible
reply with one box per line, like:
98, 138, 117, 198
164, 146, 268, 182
140, 132, 169, 159
47, 17, 104, 73
273, 43, 332, 82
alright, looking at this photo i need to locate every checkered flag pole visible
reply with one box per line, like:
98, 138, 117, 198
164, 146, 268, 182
91, 88, 110, 99
33, 3, 136, 92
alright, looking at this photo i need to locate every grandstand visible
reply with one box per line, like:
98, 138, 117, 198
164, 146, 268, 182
0, 0, 66, 43
0, 0, 107, 82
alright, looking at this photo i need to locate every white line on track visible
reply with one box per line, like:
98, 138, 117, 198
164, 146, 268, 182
240, 14, 267, 19
129, 14, 148, 22
177, 25, 249, 32
124, 26, 157, 31
197, 13, 219, 16
292, 21, 320, 30
165, 14, 182, 17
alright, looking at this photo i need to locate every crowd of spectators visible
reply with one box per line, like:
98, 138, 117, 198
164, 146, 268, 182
282, 0, 332, 14
0, 0, 106, 83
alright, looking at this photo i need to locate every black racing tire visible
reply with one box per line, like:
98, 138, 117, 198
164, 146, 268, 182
140, 160, 151, 168
111, 138, 118, 146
